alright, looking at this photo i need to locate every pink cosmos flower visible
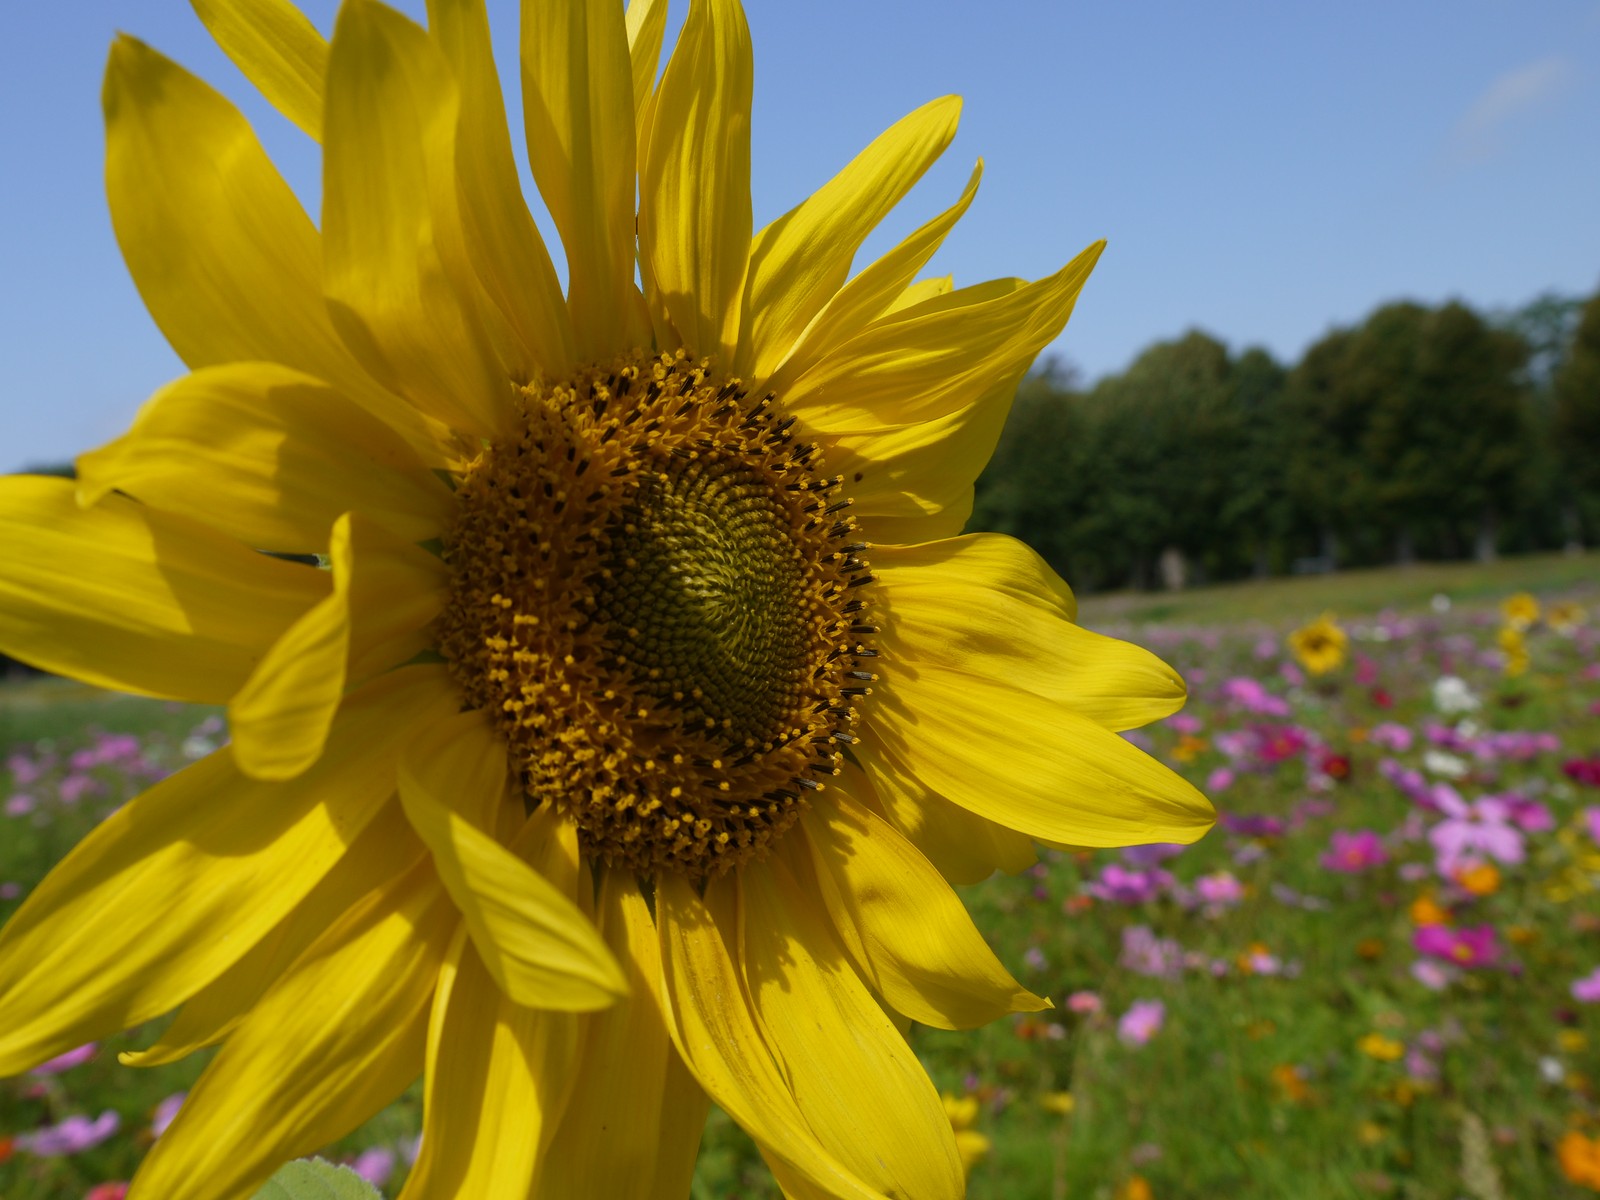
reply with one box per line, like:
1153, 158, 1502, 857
1206, 767, 1236, 793
1087, 863, 1173, 905
1321, 830, 1388, 873
1120, 925, 1185, 979
29, 1042, 96, 1076
1194, 871, 1244, 909
85, 1185, 129, 1200
14, 1111, 121, 1156
1219, 677, 1290, 717
150, 1092, 185, 1139
1498, 793, 1554, 833
351, 1147, 396, 1188
1584, 807, 1600, 846
1414, 924, 1499, 969
1167, 713, 1203, 735
1410, 959, 1455, 990
1428, 788, 1524, 873
1066, 990, 1103, 1015
5, 793, 36, 817
1368, 722, 1414, 752
1118, 999, 1166, 1046
1572, 967, 1600, 1004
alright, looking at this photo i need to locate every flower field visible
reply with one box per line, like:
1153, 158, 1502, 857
3, 557, 1599, 1199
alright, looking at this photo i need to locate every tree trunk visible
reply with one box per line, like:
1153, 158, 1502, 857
1474, 507, 1498, 563
1395, 526, 1416, 566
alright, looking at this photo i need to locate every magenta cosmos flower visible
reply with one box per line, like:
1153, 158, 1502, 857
1321, 830, 1387, 873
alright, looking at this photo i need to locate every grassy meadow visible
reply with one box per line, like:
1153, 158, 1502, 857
2, 553, 1599, 1199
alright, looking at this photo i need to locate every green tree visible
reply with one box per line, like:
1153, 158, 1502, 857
1553, 290, 1600, 540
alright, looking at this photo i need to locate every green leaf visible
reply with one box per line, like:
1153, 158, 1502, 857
250, 1157, 383, 1200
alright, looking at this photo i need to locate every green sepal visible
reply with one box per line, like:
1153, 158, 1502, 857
250, 1157, 383, 1200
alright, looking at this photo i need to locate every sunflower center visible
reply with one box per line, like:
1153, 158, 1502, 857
436, 349, 875, 878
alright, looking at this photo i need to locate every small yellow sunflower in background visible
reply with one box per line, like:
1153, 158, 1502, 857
1288, 612, 1347, 676
1500, 591, 1541, 630
0, 0, 1211, 1197
1548, 600, 1589, 636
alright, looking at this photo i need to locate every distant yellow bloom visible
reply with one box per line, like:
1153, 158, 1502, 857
1039, 1091, 1076, 1116
1501, 592, 1540, 630
1497, 625, 1530, 676
1455, 862, 1501, 897
1357, 1120, 1388, 1146
1559, 1030, 1589, 1055
0, 0, 1215, 1195
1358, 1033, 1405, 1062
1118, 1175, 1155, 1200
943, 1091, 981, 1130
1288, 613, 1347, 676
1549, 601, 1589, 635
1172, 734, 1208, 763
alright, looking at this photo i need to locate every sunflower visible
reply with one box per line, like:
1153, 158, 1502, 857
0, 0, 1211, 1196
1288, 612, 1347, 677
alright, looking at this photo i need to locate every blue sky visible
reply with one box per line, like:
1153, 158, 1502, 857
3, 0, 1598, 470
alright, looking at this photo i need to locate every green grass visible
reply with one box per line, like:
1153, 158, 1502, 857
1076, 549, 1600, 627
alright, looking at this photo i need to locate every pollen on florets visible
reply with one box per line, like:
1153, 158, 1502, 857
436, 348, 876, 878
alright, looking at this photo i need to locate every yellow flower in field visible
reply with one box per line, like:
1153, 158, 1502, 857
1549, 601, 1589, 635
1039, 1090, 1077, 1116
1500, 591, 1540, 630
943, 1092, 991, 1177
1358, 1033, 1405, 1062
1287, 613, 1347, 676
1118, 1175, 1155, 1200
0, 0, 1212, 1196
1171, 733, 1208, 763
1497, 625, 1530, 677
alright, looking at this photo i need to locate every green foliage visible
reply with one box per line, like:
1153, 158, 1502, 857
973, 291, 1593, 590
252, 1159, 382, 1200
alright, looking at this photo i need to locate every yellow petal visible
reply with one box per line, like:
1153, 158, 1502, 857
740, 859, 965, 1200
639, 0, 752, 362
122, 800, 428, 1067
0, 666, 455, 1075
520, 0, 644, 360
739, 96, 961, 380
626, 0, 667, 116
656, 874, 882, 1200
875, 535, 1183, 731
397, 724, 626, 1010
323, 0, 508, 438
0, 475, 328, 703
783, 241, 1103, 433
821, 358, 1021, 545
427, 0, 576, 378
77, 363, 453, 554
798, 790, 1044, 1030
400, 928, 579, 1200
848, 748, 1036, 885
190, 0, 327, 140
102, 36, 438, 451
229, 512, 447, 782
535, 870, 711, 1200
129, 860, 454, 1200
887, 276, 954, 314
867, 665, 1214, 847
761, 160, 981, 395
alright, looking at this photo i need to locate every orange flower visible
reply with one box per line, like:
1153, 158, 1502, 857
1271, 1063, 1312, 1103
1409, 894, 1452, 926
1455, 862, 1500, 897
1172, 734, 1208, 764
1118, 1175, 1154, 1200
1558, 1130, 1600, 1189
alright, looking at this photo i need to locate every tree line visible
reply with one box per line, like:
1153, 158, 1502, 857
969, 287, 1600, 592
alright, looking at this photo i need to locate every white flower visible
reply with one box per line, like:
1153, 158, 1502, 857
1432, 675, 1481, 715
